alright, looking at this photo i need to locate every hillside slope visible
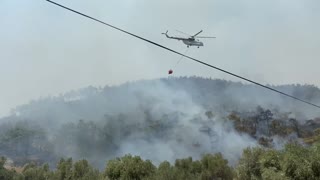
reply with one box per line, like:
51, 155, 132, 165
0, 77, 320, 168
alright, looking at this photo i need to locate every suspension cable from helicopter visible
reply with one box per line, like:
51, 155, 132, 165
175, 48, 189, 67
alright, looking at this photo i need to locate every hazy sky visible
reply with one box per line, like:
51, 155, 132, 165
1, 0, 319, 117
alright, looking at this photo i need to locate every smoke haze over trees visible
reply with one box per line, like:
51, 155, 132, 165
0, 77, 320, 169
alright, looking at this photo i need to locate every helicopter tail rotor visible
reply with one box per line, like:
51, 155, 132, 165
161, 30, 168, 35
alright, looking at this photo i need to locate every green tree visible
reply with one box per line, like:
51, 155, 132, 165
310, 143, 320, 178
0, 157, 15, 180
281, 143, 314, 180
72, 159, 100, 180
153, 161, 176, 180
200, 153, 233, 180
55, 158, 73, 180
259, 149, 287, 180
236, 147, 265, 180
261, 168, 288, 180
22, 163, 53, 180
173, 157, 200, 180
104, 154, 156, 180
259, 149, 281, 172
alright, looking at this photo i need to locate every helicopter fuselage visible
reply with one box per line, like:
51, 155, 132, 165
162, 30, 212, 47
182, 39, 204, 47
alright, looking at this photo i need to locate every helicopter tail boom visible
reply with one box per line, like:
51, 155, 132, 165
162, 31, 185, 40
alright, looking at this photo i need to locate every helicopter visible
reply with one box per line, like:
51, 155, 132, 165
162, 30, 215, 48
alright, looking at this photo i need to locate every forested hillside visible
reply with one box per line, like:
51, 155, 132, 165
0, 77, 320, 171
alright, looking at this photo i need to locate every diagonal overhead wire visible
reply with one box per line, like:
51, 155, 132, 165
46, 0, 320, 109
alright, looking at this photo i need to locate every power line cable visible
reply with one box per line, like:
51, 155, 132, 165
46, 0, 320, 109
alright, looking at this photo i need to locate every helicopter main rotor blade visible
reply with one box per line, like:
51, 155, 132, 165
175, 30, 191, 37
196, 36, 216, 38
192, 30, 203, 37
